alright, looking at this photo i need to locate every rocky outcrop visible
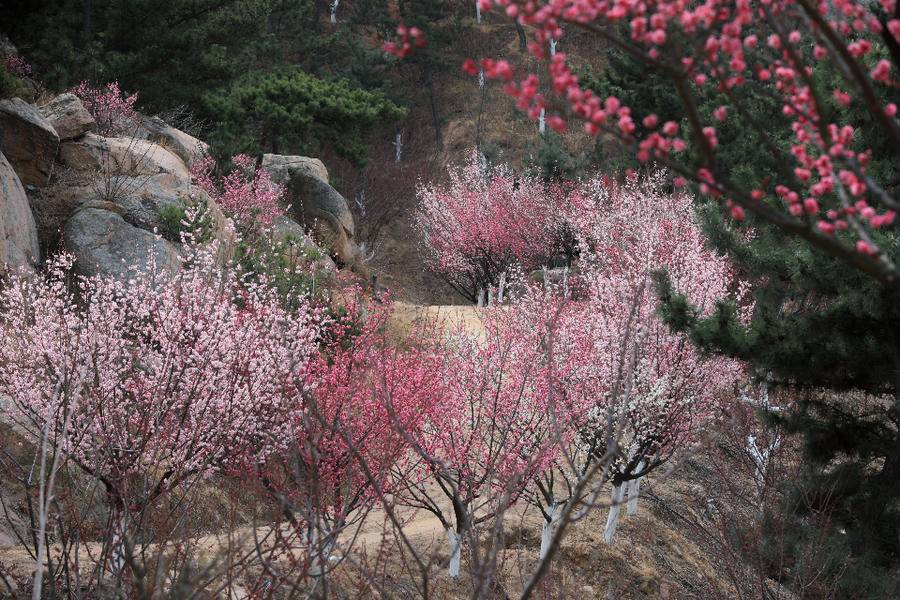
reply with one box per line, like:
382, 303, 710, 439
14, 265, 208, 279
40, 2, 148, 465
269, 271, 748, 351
0, 93, 351, 283
0, 97, 59, 187
262, 153, 356, 267
262, 154, 329, 185
64, 207, 180, 279
136, 116, 208, 167
59, 133, 190, 180
0, 151, 40, 270
39, 93, 95, 141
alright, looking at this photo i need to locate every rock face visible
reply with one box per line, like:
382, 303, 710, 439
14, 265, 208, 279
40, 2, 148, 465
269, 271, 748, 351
262, 153, 356, 266
136, 116, 209, 167
64, 207, 180, 279
59, 133, 190, 180
0, 97, 59, 187
51, 173, 188, 234
262, 154, 330, 185
39, 93, 95, 141
0, 151, 40, 270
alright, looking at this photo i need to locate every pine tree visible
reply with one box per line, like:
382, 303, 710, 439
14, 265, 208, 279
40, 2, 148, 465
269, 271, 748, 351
655, 100, 900, 597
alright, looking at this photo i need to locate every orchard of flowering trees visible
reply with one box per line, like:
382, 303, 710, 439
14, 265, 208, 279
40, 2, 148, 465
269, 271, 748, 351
2, 0, 899, 596
0, 148, 751, 596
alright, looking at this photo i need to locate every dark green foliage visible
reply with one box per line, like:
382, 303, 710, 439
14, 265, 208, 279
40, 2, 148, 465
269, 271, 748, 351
1, 0, 270, 109
1, 0, 413, 162
157, 198, 216, 244
204, 67, 406, 163
529, 131, 587, 182
0, 63, 28, 100
654, 124, 900, 600
235, 231, 332, 310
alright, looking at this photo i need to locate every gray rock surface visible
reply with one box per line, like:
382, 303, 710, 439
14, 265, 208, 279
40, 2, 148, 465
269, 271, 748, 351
39, 93, 95, 141
271, 215, 337, 273
0, 97, 59, 186
262, 154, 329, 184
0, 151, 40, 270
262, 153, 355, 266
137, 116, 209, 167
64, 207, 181, 279
59, 133, 190, 180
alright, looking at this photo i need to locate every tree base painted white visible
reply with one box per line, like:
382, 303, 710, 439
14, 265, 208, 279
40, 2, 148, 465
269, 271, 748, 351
626, 461, 645, 516
446, 528, 462, 579
539, 502, 562, 560
603, 484, 625, 544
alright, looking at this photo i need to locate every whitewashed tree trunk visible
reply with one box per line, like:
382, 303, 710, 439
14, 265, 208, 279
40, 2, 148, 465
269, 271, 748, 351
478, 68, 485, 89
475, 1, 481, 23
562, 266, 569, 297
446, 528, 462, 579
498, 271, 506, 303
538, 107, 546, 134
626, 460, 645, 516
549, 38, 558, 56
478, 150, 489, 177
603, 484, 625, 544
110, 512, 127, 573
539, 502, 562, 560
476, 288, 485, 307
487, 287, 493, 306
306, 524, 338, 578
393, 131, 403, 162
747, 434, 767, 484
330, 0, 339, 24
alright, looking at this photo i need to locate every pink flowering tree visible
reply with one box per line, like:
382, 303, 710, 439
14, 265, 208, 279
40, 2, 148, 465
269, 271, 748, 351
491, 173, 746, 555
71, 81, 139, 136
455, 0, 900, 285
387, 313, 562, 579
415, 150, 554, 303
570, 172, 746, 543
191, 153, 285, 229
250, 293, 438, 590
3, 53, 31, 78
0, 246, 318, 586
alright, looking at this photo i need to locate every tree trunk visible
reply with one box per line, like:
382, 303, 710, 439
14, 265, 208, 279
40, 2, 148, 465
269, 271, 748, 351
446, 527, 462, 579
425, 65, 443, 149
626, 462, 644, 516
603, 484, 625, 544
539, 502, 562, 560
515, 21, 527, 51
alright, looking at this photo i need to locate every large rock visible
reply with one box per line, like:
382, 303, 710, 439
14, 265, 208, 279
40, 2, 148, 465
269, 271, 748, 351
137, 116, 209, 167
39, 93, 95, 141
262, 154, 329, 185
0, 97, 59, 187
90, 173, 190, 232
59, 133, 190, 180
262, 153, 356, 266
64, 207, 180, 279
0, 151, 40, 270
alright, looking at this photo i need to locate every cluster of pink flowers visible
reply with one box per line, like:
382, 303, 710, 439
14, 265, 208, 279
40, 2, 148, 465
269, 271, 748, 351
191, 154, 285, 227
452, 1, 900, 279
414, 150, 566, 301
567, 172, 748, 461
3, 53, 31, 77
0, 247, 319, 516
474, 172, 748, 539
383, 23, 427, 58
71, 80, 139, 136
